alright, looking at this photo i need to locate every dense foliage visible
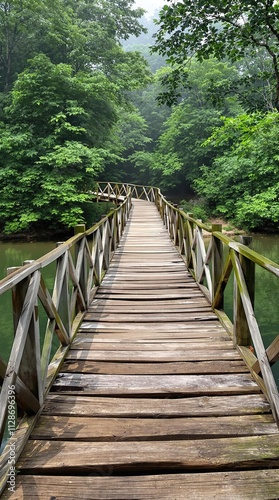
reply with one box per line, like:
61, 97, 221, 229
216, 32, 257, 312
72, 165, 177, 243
0, 1, 279, 234
149, 0, 279, 232
195, 113, 279, 231
0, 0, 150, 234
154, 0, 279, 110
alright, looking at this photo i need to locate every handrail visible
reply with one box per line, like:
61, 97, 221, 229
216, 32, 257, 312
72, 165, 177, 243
0, 188, 132, 493
97, 182, 279, 425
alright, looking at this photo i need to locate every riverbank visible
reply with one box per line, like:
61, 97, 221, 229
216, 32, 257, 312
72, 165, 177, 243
203, 218, 245, 237
0, 228, 72, 243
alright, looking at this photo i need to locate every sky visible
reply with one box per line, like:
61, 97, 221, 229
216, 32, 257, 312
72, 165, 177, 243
134, 0, 165, 17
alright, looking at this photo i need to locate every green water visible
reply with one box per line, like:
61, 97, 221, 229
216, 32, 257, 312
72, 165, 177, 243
0, 241, 56, 363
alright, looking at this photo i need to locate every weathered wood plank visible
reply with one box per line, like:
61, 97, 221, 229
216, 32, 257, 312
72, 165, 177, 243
71, 340, 234, 351
83, 312, 217, 322
96, 292, 203, 299
31, 414, 278, 441
16, 435, 279, 473
66, 349, 243, 362
51, 373, 260, 395
90, 297, 210, 306
102, 273, 194, 279
79, 321, 222, 330
76, 327, 227, 338
4, 470, 279, 500
87, 304, 212, 313
80, 319, 222, 328
79, 321, 223, 332
42, 394, 271, 417
61, 360, 249, 374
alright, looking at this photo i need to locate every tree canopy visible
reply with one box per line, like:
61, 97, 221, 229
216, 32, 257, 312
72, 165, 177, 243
154, 0, 279, 110
0, 0, 152, 234
195, 112, 279, 231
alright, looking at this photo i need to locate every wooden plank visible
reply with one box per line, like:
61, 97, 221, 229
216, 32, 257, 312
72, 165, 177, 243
88, 304, 212, 313
4, 470, 279, 500
79, 321, 223, 332
96, 292, 203, 299
98, 283, 199, 290
101, 274, 193, 281
66, 348, 243, 362
16, 435, 279, 473
31, 414, 278, 441
83, 312, 217, 322
61, 359, 249, 374
43, 394, 271, 417
90, 298, 208, 305
71, 340, 235, 351
77, 329, 226, 338
51, 373, 260, 395
75, 329, 228, 339
108, 263, 185, 269
74, 336, 232, 344
77, 322, 230, 333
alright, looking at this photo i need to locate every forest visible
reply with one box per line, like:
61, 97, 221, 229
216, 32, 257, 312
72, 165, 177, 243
0, 0, 279, 235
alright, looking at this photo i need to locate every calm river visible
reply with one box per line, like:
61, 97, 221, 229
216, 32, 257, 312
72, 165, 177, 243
0, 234, 278, 385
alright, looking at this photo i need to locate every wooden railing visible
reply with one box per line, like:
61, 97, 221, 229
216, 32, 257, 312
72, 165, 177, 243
98, 182, 279, 425
97, 181, 157, 203
0, 189, 132, 493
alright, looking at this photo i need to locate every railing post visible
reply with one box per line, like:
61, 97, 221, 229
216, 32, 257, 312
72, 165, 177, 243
196, 223, 203, 280
185, 213, 194, 269
8, 263, 43, 414
212, 224, 223, 306
54, 243, 71, 335
74, 224, 88, 307
233, 236, 254, 347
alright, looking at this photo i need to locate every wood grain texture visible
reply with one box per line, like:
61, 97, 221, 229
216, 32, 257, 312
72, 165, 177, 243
51, 373, 260, 395
3, 470, 279, 500
17, 435, 279, 473
61, 360, 249, 374
31, 414, 278, 441
65, 348, 243, 362
42, 394, 271, 417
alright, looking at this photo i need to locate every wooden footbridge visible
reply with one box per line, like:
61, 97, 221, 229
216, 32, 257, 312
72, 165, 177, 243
0, 182, 279, 499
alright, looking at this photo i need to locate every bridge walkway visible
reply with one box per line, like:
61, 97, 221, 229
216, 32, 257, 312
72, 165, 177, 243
4, 199, 279, 499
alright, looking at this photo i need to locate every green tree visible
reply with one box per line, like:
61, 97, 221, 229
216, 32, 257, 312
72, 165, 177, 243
0, 0, 147, 91
0, 55, 120, 233
0, 1, 152, 234
148, 59, 242, 191
0, 0, 78, 90
195, 112, 279, 231
154, 0, 279, 110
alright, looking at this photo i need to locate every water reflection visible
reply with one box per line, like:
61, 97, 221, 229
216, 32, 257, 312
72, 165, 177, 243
0, 241, 56, 363
0, 241, 56, 280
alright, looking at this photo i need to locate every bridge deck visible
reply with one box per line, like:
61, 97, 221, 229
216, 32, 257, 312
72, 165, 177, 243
4, 200, 279, 499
